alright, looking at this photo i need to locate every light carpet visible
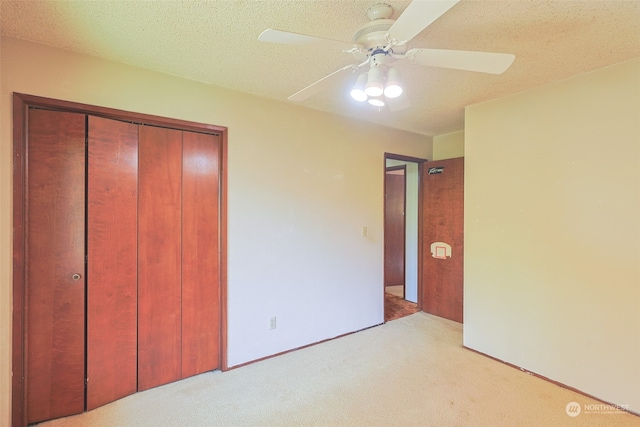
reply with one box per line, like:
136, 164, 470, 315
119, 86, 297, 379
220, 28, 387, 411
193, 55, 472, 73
42, 313, 639, 427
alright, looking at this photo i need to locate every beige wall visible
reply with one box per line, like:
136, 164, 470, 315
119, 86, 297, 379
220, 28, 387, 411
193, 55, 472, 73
464, 57, 640, 412
0, 36, 432, 426
433, 130, 464, 160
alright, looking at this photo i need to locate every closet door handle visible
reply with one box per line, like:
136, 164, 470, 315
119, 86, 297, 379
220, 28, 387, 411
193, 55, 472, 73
72, 273, 82, 281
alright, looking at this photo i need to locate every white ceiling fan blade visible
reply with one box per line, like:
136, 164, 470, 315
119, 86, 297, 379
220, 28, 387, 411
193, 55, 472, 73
407, 48, 515, 74
288, 64, 358, 102
387, 92, 412, 112
259, 29, 357, 51
388, 0, 459, 44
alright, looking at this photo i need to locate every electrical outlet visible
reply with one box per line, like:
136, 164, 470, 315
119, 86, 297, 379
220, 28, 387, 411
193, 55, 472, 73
269, 316, 277, 330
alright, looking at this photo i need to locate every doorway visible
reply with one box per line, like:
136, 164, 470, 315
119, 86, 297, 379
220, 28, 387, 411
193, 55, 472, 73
383, 153, 465, 324
384, 154, 425, 321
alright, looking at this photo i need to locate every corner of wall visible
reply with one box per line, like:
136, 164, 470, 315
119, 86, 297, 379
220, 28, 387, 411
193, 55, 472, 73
432, 130, 464, 160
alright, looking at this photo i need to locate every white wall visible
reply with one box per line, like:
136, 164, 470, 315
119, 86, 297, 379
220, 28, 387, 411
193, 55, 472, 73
0, 36, 432, 426
403, 162, 419, 303
464, 57, 640, 412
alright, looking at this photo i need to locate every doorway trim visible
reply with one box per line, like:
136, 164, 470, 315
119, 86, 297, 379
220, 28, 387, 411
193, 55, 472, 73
383, 153, 428, 314
12, 93, 229, 427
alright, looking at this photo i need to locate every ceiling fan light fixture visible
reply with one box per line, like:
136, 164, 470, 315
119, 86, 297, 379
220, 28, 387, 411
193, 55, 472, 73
384, 83, 403, 99
365, 66, 384, 97
350, 73, 368, 102
365, 84, 383, 97
261, 0, 515, 115
383, 67, 403, 98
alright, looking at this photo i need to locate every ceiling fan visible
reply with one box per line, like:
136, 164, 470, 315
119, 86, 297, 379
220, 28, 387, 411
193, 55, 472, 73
258, 0, 515, 111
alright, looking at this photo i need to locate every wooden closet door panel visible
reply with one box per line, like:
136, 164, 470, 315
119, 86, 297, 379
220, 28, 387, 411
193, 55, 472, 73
138, 125, 183, 391
86, 117, 138, 410
421, 157, 464, 323
181, 132, 220, 378
385, 169, 406, 287
26, 109, 86, 423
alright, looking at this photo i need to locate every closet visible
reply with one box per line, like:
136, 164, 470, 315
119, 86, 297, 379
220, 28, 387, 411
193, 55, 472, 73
15, 95, 224, 425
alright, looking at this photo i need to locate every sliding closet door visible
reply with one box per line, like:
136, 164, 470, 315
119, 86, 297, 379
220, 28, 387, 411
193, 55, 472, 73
182, 132, 221, 378
138, 125, 183, 391
86, 117, 139, 409
26, 109, 86, 424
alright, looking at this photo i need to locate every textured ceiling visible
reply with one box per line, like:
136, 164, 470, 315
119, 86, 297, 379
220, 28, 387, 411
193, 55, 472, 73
2, 0, 639, 136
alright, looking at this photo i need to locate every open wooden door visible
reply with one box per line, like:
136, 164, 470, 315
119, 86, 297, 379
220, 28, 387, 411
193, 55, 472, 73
420, 157, 464, 323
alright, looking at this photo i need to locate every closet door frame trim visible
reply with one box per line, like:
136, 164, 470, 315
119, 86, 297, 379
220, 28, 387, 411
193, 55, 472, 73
11, 92, 229, 427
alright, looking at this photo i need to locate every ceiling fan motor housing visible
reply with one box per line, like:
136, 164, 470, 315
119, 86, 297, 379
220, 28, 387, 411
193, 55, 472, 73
353, 19, 394, 50
352, 16, 409, 62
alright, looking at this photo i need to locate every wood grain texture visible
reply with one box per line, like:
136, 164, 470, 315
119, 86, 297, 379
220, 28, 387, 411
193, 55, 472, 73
181, 132, 221, 378
86, 117, 139, 409
138, 125, 183, 391
26, 109, 86, 423
12, 94, 27, 427
421, 157, 464, 323
13, 93, 228, 425
384, 168, 406, 287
